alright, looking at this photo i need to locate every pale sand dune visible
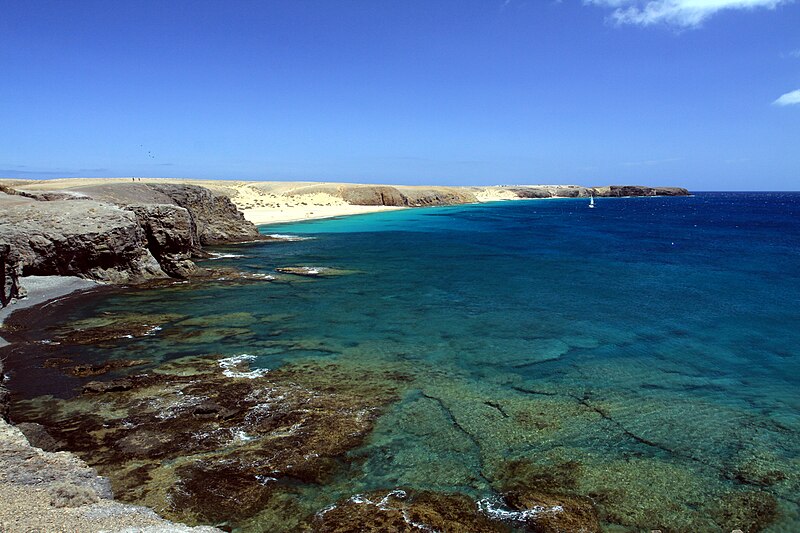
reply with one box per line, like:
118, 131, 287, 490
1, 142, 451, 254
1, 178, 525, 226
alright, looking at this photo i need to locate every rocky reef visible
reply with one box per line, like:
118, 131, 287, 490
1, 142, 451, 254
0, 404, 221, 532
0, 182, 264, 308
10, 354, 406, 530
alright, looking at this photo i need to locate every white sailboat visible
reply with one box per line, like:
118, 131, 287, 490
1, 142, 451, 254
589, 195, 595, 208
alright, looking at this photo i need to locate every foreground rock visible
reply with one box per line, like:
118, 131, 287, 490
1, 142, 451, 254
0, 353, 220, 533
0, 193, 165, 283
0, 417, 222, 533
10, 356, 405, 529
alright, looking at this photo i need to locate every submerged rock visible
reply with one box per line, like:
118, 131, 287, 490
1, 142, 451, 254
67, 358, 149, 377
51, 312, 182, 345
275, 266, 355, 277
501, 490, 600, 533
305, 489, 508, 533
11, 357, 405, 528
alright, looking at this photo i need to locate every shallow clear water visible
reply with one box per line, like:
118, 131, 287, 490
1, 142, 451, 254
9, 193, 800, 531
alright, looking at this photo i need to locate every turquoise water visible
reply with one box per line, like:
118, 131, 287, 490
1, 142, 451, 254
9, 193, 800, 531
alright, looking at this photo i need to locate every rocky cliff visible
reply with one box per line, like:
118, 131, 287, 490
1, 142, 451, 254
592, 185, 690, 197
0, 183, 263, 307
287, 183, 688, 207
507, 184, 690, 199
0, 194, 165, 283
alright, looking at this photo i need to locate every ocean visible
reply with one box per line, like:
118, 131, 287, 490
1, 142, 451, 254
6, 192, 800, 531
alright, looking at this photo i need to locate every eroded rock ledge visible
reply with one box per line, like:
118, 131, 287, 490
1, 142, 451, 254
0, 183, 264, 307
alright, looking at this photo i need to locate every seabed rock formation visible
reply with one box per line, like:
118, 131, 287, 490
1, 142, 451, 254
2, 302, 790, 532
10, 355, 406, 530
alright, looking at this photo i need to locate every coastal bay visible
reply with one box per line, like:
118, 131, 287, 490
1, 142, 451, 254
1, 184, 798, 532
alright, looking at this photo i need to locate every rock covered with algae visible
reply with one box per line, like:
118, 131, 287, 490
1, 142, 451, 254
301, 487, 601, 533
10, 355, 406, 529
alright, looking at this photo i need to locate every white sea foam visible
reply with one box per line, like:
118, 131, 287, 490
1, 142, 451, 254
344, 490, 438, 532
207, 252, 246, 260
267, 234, 314, 241
218, 354, 269, 379
315, 503, 338, 518
477, 498, 563, 522
231, 429, 254, 443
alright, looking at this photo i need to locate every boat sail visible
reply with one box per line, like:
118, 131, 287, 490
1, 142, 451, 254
589, 195, 595, 208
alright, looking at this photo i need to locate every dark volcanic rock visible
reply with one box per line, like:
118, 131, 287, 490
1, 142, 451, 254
67, 358, 149, 377
51, 313, 181, 345
1, 242, 24, 307
146, 184, 260, 245
508, 188, 553, 199
592, 185, 689, 197
15, 421, 62, 451
0, 182, 263, 293
403, 187, 478, 206
82, 378, 135, 393
0, 197, 166, 283
328, 185, 477, 207
126, 204, 199, 277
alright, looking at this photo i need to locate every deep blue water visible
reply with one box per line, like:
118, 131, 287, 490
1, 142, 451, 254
11, 192, 800, 531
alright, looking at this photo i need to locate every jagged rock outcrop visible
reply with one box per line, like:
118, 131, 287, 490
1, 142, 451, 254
126, 204, 199, 278
146, 184, 260, 245
0, 195, 166, 284
0, 243, 24, 308
0, 183, 264, 305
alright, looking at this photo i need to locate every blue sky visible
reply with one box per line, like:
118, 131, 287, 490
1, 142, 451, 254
1, 0, 798, 190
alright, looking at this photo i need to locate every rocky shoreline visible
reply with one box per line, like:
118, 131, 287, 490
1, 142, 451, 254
0, 181, 267, 531
0, 180, 698, 532
1, 178, 691, 226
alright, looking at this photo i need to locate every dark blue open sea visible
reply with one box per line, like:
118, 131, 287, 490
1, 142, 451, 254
8, 192, 800, 531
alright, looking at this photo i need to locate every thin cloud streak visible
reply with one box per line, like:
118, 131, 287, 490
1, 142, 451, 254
773, 89, 800, 106
584, 0, 792, 28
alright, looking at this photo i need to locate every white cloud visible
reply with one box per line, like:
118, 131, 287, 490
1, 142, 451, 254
585, 0, 792, 28
773, 89, 800, 106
